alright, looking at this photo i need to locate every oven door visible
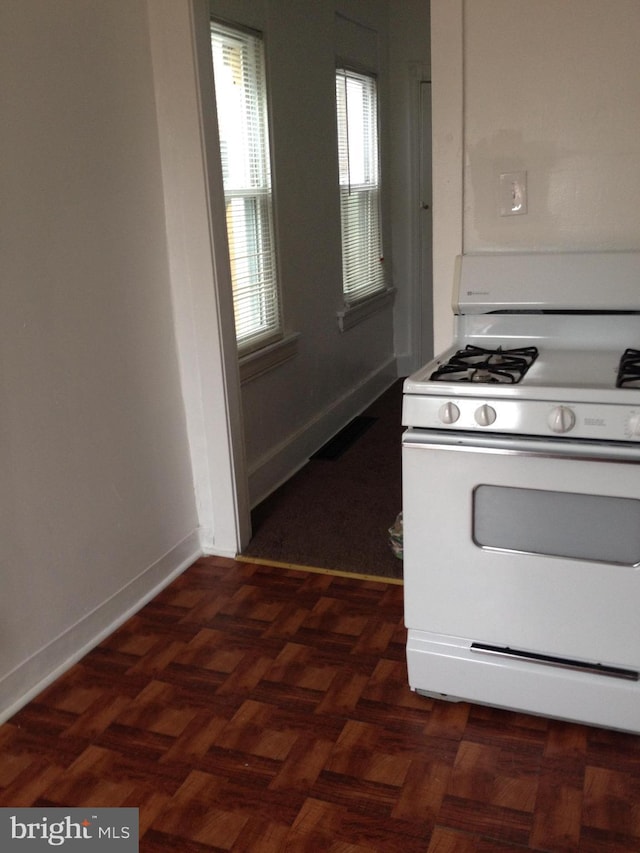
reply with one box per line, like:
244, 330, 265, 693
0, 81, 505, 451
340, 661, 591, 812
402, 429, 640, 669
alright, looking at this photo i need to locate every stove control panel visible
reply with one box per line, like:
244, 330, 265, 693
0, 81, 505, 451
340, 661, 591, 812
403, 394, 640, 442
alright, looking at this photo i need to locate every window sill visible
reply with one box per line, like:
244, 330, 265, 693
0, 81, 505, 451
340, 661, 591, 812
239, 331, 300, 384
336, 287, 396, 332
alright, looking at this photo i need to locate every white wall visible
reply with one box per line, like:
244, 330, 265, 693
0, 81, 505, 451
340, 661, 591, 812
209, 0, 400, 506
0, 0, 201, 720
431, 0, 640, 351
464, 0, 640, 253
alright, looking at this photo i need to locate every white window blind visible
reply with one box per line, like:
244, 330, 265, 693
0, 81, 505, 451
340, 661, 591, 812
336, 68, 386, 304
210, 22, 281, 353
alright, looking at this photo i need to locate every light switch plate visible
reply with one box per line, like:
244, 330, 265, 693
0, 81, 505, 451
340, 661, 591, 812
499, 171, 527, 216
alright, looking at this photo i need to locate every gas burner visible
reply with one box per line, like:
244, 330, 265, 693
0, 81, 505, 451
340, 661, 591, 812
430, 345, 539, 384
616, 348, 640, 388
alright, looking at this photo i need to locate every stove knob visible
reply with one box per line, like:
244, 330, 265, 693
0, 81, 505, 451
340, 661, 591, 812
439, 402, 460, 424
548, 405, 576, 433
627, 413, 640, 437
475, 404, 497, 427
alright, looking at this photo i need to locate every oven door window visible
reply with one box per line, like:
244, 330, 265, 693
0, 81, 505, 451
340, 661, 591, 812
473, 485, 640, 566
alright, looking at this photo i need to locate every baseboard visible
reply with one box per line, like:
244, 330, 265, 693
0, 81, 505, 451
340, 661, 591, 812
247, 357, 398, 507
199, 535, 239, 558
0, 530, 202, 725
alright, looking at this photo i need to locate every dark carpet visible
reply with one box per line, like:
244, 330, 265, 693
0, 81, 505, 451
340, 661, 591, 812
241, 379, 404, 580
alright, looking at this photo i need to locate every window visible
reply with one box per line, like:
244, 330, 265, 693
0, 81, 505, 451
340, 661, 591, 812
335, 68, 386, 305
210, 22, 281, 354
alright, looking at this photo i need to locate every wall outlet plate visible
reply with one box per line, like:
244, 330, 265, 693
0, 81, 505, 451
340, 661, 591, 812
499, 171, 527, 216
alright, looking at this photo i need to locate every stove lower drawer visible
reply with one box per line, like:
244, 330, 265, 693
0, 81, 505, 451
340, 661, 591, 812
407, 629, 640, 733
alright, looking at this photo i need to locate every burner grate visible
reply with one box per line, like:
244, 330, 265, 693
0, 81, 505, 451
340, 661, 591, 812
616, 348, 640, 388
430, 345, 539, 384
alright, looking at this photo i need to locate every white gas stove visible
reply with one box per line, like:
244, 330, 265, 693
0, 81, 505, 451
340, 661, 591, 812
402, 251, 640, 733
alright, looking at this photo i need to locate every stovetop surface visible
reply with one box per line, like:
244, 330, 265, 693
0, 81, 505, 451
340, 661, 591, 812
405, 310, 640, 404
405, 345, 630, 400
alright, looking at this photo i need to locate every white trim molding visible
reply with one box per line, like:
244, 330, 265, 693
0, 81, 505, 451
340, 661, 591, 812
430, 0, 463, 354
0, 532, 202, 725
240, 332, 300, 384
337, 287, 396, 332
147, 0, 251, 555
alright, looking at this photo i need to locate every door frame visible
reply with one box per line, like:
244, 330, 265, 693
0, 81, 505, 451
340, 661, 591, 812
148, 0, 251, 556
417, 78, 434, 366
430, 0, 464, 354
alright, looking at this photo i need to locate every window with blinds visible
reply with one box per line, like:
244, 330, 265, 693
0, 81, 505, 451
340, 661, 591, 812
335, 68, 386, 305
210, 22, 281, 353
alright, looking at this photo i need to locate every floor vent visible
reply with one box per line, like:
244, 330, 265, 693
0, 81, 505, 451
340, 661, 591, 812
311, 416, 377, 460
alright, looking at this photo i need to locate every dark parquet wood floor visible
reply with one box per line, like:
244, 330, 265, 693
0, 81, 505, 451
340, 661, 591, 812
1, 556, 640, 851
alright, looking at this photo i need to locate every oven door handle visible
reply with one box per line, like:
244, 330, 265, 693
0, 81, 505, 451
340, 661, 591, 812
402, 428, 640, 463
